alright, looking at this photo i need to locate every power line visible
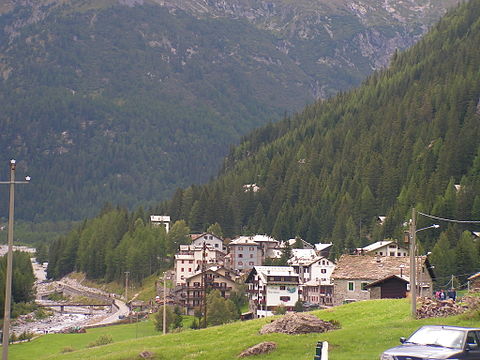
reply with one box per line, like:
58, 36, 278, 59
417, 211, 480, 224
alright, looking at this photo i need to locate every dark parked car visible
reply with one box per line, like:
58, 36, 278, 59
381, 325, 480, 359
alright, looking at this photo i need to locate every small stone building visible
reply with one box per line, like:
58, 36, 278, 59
331, 254, 434, 306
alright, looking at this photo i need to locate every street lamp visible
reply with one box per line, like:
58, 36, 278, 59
0, 160, 30, 360
409, 207, 439, 318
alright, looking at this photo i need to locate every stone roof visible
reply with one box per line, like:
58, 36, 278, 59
332, 255, 418, 281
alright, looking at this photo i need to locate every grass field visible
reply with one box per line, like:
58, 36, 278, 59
7, 298, 480, 360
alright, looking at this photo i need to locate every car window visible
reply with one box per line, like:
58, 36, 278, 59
467, 331, 478, 346
466, 331, 480, 349
408, 327, 465, 349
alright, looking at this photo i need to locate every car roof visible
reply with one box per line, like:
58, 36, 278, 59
419, 325, 480, 331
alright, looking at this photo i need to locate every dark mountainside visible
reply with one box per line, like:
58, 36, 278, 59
48, 0, 480, 288
0, 0, 456, 221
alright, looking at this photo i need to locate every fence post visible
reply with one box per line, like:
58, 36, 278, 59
314, 341, 328, 360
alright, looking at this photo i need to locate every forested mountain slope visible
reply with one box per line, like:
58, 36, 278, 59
155, 0, 480, 280
48, 0, 480, 288
0, 0, 456, 221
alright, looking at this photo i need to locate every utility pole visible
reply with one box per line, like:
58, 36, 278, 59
163, 272, 167, 335
124, 271, 130, 306
202, 242, 207, 328
1, 160, 30, 360
409, 208, 417, 318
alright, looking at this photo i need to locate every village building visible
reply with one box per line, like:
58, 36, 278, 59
226, 235, 279, 271
287, 249, 335, 306
302, 279, 334, 306
176, 266, 236, 315
150, 215, 171, 233
174, 244, 225, 286
191, 232, 226, 252
355, 240, 409, 257
287, 249, 335, 284
245, 266, 300, 317
331, 254, 434, 306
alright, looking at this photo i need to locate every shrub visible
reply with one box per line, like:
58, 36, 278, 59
273, 305, 287, 315
61, 346, 75, 353
88, 334, 113, 348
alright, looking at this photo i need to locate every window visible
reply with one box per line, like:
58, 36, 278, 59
249, 261, 254, 265
250, 254, 253, 258
181, 268, 184, 272
379, 252, 383, 256
189, 260, 193, 264
238, 246, 243, 250
348, 282, 354, 291
280, 286, 286, 290
397, 253, 401, 256
215, 244, 219, 248
361, 282, 369, 291
209, 236, 213, 240
181, 260, 184, 264
238, 254, 243, 258
389, 252, 395, 256
238, 261, 243, 265
188, 268, 192, 272
249, 247, 255, 251
321, 269, 327, 274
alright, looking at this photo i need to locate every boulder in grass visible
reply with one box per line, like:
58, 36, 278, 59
238, 342, 277, 358
139, 351, 154, 359
259, 313, 338, 335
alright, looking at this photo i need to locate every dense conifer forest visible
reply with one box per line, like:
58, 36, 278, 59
47, 0, 480, 289
0, 0, 456, 221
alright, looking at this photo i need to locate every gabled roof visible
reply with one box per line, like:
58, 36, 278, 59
229, 235, 278, 246
359, 240, 395, 252
332, 255, 434, 281
314, 243, 333, 252
191, 232, 223, 241
245, 266, 298, 283
364, 274, 409, 288
288, 249, 321, 266
229, 236, 261, 246
280, 238, 314, 249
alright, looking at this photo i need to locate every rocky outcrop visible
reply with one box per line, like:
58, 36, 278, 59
259, 313, 338, 335
238, 342, 277, 358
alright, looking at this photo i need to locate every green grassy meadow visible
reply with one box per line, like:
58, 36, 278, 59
8, 299, 480, 360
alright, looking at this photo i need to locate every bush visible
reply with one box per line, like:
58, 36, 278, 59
273, 305, 287, 315
87, 334, 113, 348
34, 308, 52, 320
12, 302, 38, 318
18, 331, 34, 341
61, 346, 75, 353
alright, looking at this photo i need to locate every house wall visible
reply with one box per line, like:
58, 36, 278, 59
333, 279, 372, 306
192, 234, 225, 252
175, 256, 196, 285
310, 259, 335, 284
230, 244, 261, 271
371, 244, 408, 257
265, 284, 298, 309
